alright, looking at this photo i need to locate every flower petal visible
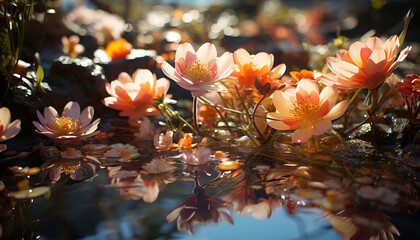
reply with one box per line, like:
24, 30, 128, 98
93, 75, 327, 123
312, 119, 332, 135
326, 57, 363, 80
211, 52, 234, 83
79, 106, 94, 128
267, 113, 292, 130
2, 119, 21, 140
297, 79, 319, 100
365, 36, 383, 50
365, 48, 386, 75
271, 91, 294, 118
0, 107, 11, 128
291, 124, 313, 143
44, 106, 58, 125
323, 100, 349, 120
196, 43, 217, 69
348, 41, 369, 68
63, 101, 81, 120
252, 52, 272, 73
175, 42, 196, 63
161, 61, 184, 83
319, 85, 338, 110
234, 48, 251, 66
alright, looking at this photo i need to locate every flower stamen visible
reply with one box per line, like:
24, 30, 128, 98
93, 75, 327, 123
184, 60, 212, 81
53, 117, 79, 135
291, 100, 319, 123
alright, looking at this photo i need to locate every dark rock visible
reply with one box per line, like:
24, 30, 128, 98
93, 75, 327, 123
43, 56, 113, 117
97, 50, 156, 81
4, 85, 53, 152
333, 139, 386, 164
348, 123, 392, 145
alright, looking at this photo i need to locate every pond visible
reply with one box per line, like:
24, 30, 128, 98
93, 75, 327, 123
1, 0, 420, 240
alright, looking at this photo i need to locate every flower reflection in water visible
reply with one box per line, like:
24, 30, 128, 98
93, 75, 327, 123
167, 177, 234, 235
40, 148, 101, 183
324, 208, 400, 240
222, 169, 282, 220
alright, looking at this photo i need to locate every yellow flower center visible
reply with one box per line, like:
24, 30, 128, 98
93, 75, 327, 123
53, 117, 79, 135
120, 149, 131, 157
291, 100, 319, 123
62, 164, 79, 174
184, 60, 212, 81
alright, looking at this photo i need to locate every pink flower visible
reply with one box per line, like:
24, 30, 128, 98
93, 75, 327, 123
181, 146, 212, 165
322, 35, 411, 90
104, 143, 140, 162
0, 107, 21, 153
103, 69, 171, 120
161, 42, 234, 97
154, 130, 174, 149
267, 79, 349, 143
33, 101, 100, 140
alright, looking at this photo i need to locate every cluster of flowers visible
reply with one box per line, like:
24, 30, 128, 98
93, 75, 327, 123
1, 34, 418, 153
102, 35, 414, 144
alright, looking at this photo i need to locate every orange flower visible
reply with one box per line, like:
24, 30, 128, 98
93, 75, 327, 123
322, 35, 411, 90
199, 105, 225, 125
290, 69, 321, 83
105, 38, 132, 61
230, 48, 286, 93
178, 133, 193, 149
103, 69, 171, 120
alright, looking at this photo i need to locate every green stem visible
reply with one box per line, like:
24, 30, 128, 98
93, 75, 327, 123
348, 88, 361, 105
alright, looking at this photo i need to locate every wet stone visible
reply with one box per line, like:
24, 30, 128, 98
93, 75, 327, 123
42, 56, 110, 117
333, 139, 386, 164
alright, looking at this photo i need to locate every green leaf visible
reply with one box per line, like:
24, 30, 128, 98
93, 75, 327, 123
36, 65, 44, 83
398, 9, 412, 52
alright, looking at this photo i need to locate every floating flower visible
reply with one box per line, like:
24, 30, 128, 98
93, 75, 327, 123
161, 42, 234, 97
177, 133, 193, 149
167, 186, 234, 235
397, 74, 420, 97
61, 35, 85, 58
154, 130, 174, 149
181, 146, 212, 166
0, 107, 21, 153
267, 79, 349, 143
230, 48, 286, 93
103, 69, 171, 120
322, 35, 412, 90
33, 101, 100, 140
104, 143, 140, 162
